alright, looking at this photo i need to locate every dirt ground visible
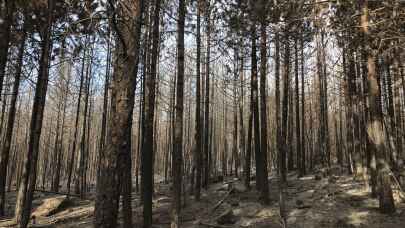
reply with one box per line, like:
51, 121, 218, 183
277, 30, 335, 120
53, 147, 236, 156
1, 170, 405, 228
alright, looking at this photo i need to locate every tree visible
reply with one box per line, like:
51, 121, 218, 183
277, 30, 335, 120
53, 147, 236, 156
67, 35, 87, 196
15, 1, 55, 226
203, 0, 212, 189
142, 0, 161, 226
0, 0, 13, 115
280, 32, 290, 184
300, 34, 306, 176
194, 0, 203, 201
171, 0, 186, 227
259, 5, 269, 204
94, 0, 145, 227
0, 22, 26, 216
294, 38, 301, 177
359, 0, 395, 214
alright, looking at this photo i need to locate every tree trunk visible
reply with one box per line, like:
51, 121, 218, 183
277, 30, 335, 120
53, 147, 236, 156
52, 63, 70, 193
67, 35, 87, 196
295, 38, 301, 177
275, 31, 281, 174
239, 54, 247, 187
171, 0, 185, 227
94, 0, 145, 227
142, 0, 161, 226
194, 0, 202, 201
259, 20, 269, 204
15, 2, 54, 226
300, 34, 306, 176
0, 1, 13, 117
98, 31, 111, 164
250, 23, 262, 191
0, 26, 26, 216
280, 34, 290, 183
76, 41, 93, 197
203, 2, 211, 189
360, 0, 395, 214
393, 49, 403, 163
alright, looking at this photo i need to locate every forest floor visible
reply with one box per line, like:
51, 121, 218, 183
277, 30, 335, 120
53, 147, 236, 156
1, 168, 405, 228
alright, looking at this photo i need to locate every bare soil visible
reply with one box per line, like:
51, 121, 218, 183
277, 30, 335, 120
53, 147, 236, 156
1, 170, 404, 228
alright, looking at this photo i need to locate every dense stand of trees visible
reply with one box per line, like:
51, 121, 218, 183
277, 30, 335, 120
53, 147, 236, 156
0, 0, 404, 227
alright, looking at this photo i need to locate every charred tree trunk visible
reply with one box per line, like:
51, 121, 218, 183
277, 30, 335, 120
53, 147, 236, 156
67, 36, 87, 196
259, 19, 269, 204
76, 42, 93, 197
275, 32, 281, 175
251, 23, 262, 191
0, 1, 13, 116
300, 34, 306, 175
280, 34, 290, 183
360, 0, 395, 214
98, 31, 112, 165
15, 2, 54, 226
295, 38, 301, 177
142, 0, 161, 226
203, 3, 211, 189
94, 0, 145, 227
194, 0, 202, 201
171, 0, 185, 226
0, 26, 26, 216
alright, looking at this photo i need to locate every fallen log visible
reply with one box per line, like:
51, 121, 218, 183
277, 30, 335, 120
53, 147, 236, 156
32, 196, 68, 217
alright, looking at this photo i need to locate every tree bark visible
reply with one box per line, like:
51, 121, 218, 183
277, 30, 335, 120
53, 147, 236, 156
0, 0, 13, 116
15, 1, 54, 226
194, 0, 202, 201
0, 26, 26, 216
295, 38, 301, 177
203, 2, 211, 189
300, 34, 306, 175
171, 0, 185, 227
360, 0, 395, 214
76, 41, 93, 197
259, 19, 269, 204
67, 35, 87, 196
251, 23, 262, 191
94, 0, 145, 227
142, 0, 161, 226
280, 34, 290, 183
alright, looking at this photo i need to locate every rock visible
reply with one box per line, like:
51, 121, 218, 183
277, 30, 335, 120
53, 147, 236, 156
335, 219, 356, 228
216, 208, 237, 225
256, 208, 275, 218
32, 196, 68, 217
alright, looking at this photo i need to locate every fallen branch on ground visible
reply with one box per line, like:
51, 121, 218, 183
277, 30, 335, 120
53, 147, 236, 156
210, 188, 234, 214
